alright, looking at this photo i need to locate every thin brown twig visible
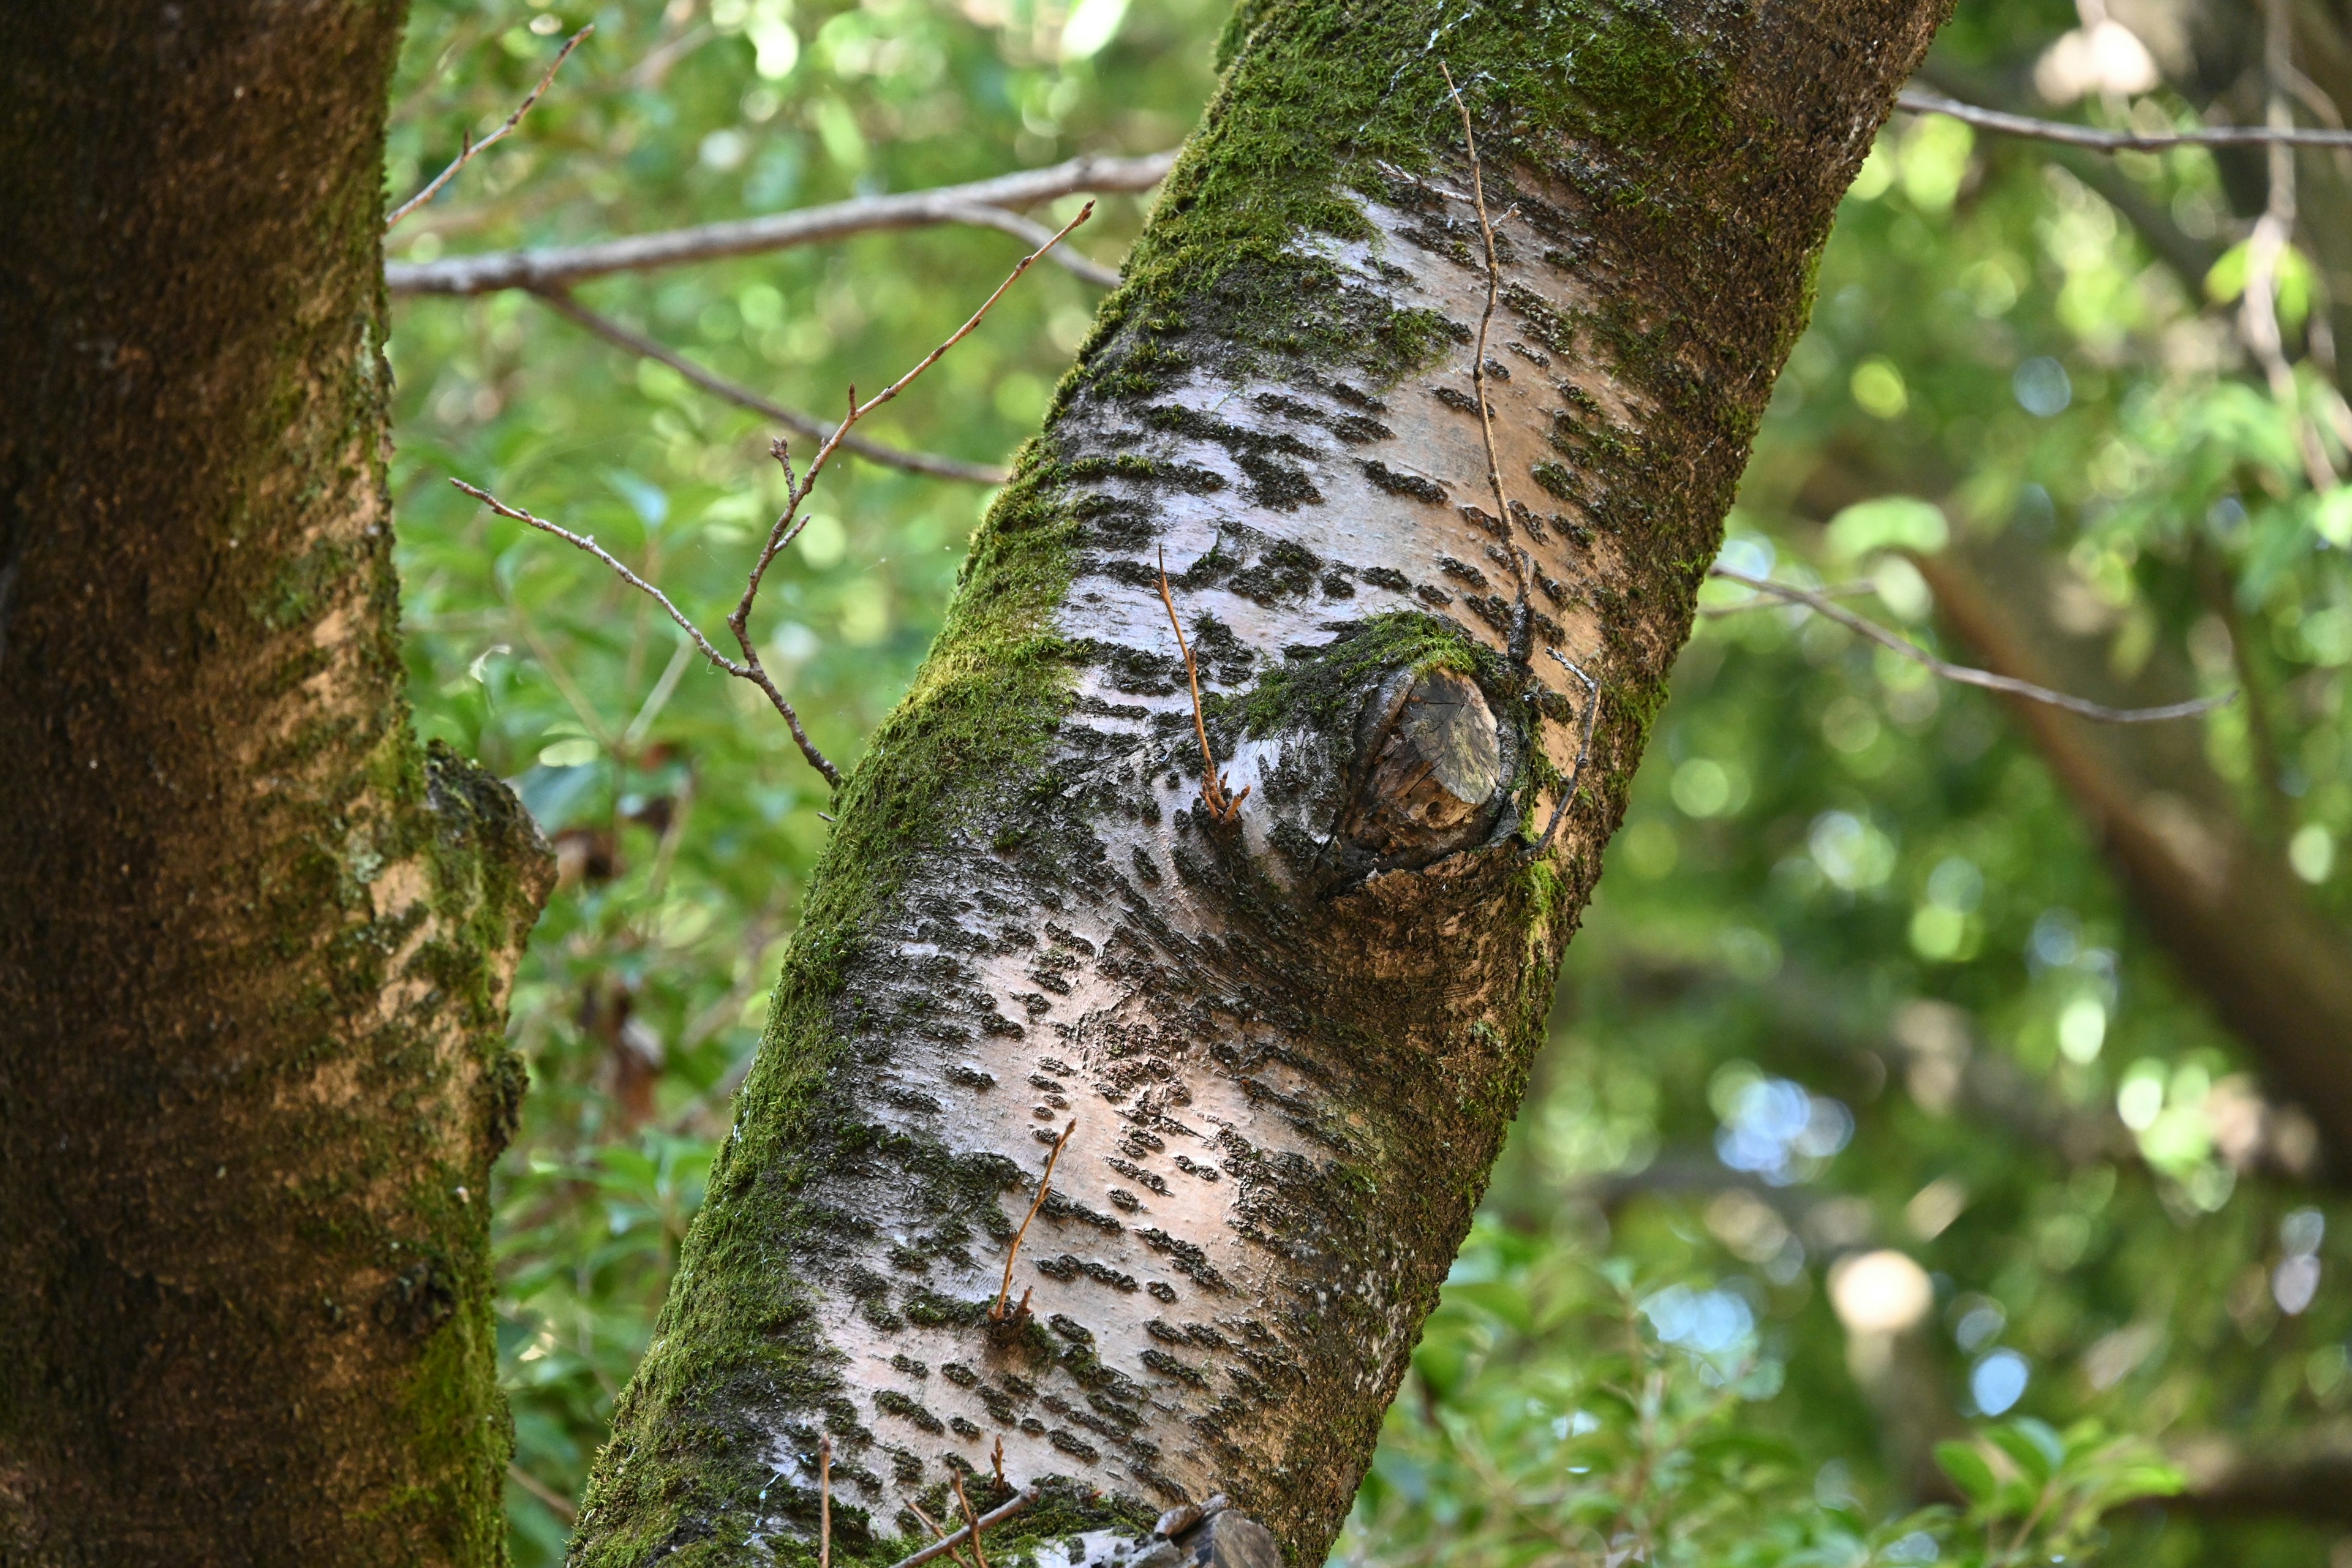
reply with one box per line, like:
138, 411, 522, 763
1155, 548, 1248, 824
1441, 64, 1533, 657
1895, 85, 2352, 151
991, 1119, 1075, 1322
388, 26, 592, 229
951, 1474, 993, 1568
882, 1488, 1038, 1568
452, 477, 840, 782
1709, 566, 2235, 723
990, 1437, 1006, 1490
530, 288, 1006, 484
908, 1502, 978, 1568
389, 152, 1167, 295
818, 1436, 833, 1568
451, 202, 1091, 790
1528, 649, 1600, 858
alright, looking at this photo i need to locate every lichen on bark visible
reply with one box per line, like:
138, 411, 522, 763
570, 1, 1952, 1564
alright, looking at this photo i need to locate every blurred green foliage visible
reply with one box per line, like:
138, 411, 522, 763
385, 0, 2352, 1562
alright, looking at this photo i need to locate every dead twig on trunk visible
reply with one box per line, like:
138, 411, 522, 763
1528, 650, 1600, 858
818, 1436, 833, 1568
908, 1502, 978, 1568
452, 202, 1093, 787
1708, 567, 2236, 724
388, 26, 592, 229
990, 1118, 1075, 1324
1155, 549, 1248, 824
1441, 63, 1534, 662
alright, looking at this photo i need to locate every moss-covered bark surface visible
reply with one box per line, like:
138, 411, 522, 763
571, 1, 1950, 1564
0, 3, 549, 1563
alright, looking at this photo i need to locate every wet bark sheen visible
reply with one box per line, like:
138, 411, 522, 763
571, 2, 1950, 1565
0, 3, 549, 1564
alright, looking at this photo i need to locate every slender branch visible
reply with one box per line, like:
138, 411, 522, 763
1155, 549, 1247, 824
450, 478, 842, 785
530, 288, 1006, 484
907, 1502, 978, 1568
1528, 650, 1600, 858
388, 150, 1170, 295
1896, 85, 2352, 151
388, 26, 592, 229
990, 1119, 1075, 1323
1441, 64, 1534, 662
1709, 567, 2235, 723
883, 1488, 1039, 1568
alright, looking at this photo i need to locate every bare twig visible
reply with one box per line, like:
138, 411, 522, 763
389, 151, 1168, 295
908, 1502, 978, 1568
1528, 650, 1600, 858
531, 288, 1006, 484
1895, 85, 2352, 151
388, 26, 592, 229
990, 1437, 1006, 1490
990, 1119, 1075, 1323
1155, 549, 1248, 824
1441, 64, 1532, 659
1709, 567, 2236, 723
951, 1474, 993, 1568
452, 477, 841, 783
452, 202, 1091, 788
818, 1436, 833, 1568
883, 1488, 1039, 1568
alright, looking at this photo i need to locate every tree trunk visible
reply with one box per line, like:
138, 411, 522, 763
0, 4, 550, 1564
570, 2, 1948, 1563
1913, 541, 2352, 1178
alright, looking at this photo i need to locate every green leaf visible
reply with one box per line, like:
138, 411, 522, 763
1826, 495, 1949, 560
1934, 1441, 1999, 1509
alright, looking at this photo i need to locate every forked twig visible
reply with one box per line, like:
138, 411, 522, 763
907, 1501, 976, 1568
388, 26, 592, 229
1155, 549, 1248, 824
451, 202, 1093, 788
952, 1474, 993, 1568
990, 1118, 1076, 1324
1528, 650, 1600, 858
1441, 63, 1534, 659
1708, 567, 2236, 723
883, 1488, 1037, 1568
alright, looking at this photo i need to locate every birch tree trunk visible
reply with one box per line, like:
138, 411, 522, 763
571, 2, 1950, 1563
0, 3, 549, 1562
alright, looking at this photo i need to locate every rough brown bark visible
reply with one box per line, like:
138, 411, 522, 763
567, 3, 1951, 1564
0, 3, 549, 1564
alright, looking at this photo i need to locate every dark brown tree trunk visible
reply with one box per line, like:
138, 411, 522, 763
0, 4, 549, 1564
567, 2, 1950, 1564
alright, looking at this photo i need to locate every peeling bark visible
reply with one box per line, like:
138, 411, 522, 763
571, 2, 1949, 1564
0, 2, 550, 1563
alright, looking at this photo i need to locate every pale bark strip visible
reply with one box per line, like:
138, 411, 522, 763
570, 2, 1952, 1564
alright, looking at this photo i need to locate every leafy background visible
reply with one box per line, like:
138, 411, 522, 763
384, 0, 2352, 1561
